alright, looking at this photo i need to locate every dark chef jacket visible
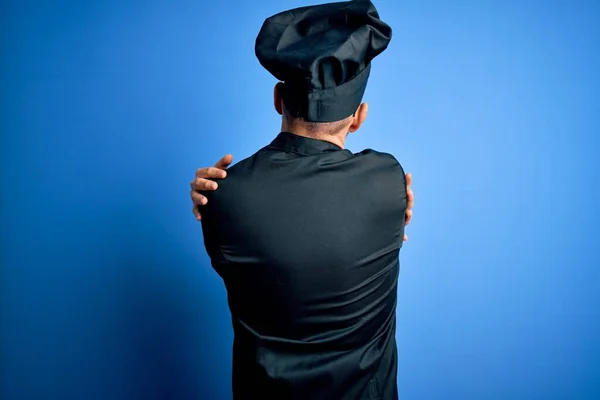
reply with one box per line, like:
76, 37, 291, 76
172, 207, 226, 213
200, 132, 408, 400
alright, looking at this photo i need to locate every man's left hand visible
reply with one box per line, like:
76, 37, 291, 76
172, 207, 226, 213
404, 173, 414, 241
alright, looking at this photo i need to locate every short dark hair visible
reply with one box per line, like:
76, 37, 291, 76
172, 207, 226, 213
282, 106, 352, 136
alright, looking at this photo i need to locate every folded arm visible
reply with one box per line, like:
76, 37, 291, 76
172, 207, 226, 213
191, 154, 414, 241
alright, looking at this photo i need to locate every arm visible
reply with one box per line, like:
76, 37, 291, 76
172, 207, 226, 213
190, 155, 415, 241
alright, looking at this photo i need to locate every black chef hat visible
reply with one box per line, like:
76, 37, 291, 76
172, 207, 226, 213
255, 0, 392, 123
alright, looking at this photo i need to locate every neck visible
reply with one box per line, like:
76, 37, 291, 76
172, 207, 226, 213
281, 122, 348, 149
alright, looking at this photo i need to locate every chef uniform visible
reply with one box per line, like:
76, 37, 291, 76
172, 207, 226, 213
200, 1, 408, 399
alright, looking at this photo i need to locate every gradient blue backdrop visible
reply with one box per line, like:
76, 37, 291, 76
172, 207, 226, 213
2, 0, 599, 399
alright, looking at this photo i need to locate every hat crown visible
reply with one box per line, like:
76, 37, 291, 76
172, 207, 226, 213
255, 1, 392, 122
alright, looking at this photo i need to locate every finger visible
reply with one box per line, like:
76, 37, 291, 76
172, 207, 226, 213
193, 205, 202, 221
196, 166, 227, 179
215, 154, 234, 170
403, 234, 408, 242
190, 178, 218, 191
407, 187, 414, 210
190, 191, 208, 206
405, 172, 412, 188
405, 209, 413, 226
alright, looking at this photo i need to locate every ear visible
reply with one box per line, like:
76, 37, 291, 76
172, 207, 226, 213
274, 82, 284, 115
348, 102, 368, 132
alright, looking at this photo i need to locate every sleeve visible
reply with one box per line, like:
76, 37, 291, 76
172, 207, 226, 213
376, 151, 408, 248
199, 196, 229, 277
394, 161, 408, 248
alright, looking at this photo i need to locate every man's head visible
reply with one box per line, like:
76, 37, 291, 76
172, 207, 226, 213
255, 0, 391, 144
273, 81, 368, 140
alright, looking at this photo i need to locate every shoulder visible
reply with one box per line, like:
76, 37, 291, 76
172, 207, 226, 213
221, 144, 277, 175
216, 148, 267, 182
348, 149, 407, 222
355, 148, 400, 164
206, 146, 275, 204
353, 148, 406, 183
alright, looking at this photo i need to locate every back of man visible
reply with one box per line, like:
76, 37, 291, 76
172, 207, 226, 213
199, 1, 407, 398
201, 132, 407, 399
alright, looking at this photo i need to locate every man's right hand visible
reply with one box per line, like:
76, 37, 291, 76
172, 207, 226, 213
190, 154, 234, 220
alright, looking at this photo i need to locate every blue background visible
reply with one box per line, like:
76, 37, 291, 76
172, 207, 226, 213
2, 0, 599, 399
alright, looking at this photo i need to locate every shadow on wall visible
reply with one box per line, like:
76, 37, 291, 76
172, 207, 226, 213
3, 200, 234, 400
113, 211, 233, 400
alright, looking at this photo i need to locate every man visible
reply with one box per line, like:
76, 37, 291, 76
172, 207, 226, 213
190, 1, 414, 399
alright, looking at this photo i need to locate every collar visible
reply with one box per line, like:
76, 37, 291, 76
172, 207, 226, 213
269, 132, 343, 156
